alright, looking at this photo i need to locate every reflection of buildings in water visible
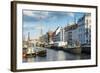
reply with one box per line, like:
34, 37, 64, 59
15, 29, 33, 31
23, 48, 90, 63
27, 57, 35, 62
57, 51, 66, 60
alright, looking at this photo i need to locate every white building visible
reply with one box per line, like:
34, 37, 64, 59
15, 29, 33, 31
53, 27, 67, 47
77, 13, 91, 47
64, 24, 78, 48
52, 13, 91, 48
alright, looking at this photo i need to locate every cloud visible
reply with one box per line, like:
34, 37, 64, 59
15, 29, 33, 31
23, 10, 75, 23
23, 23, 45, 31
23, 11, 34, 17
23, 10, 49, 20
33, 11, 49, 20
23, 23, 45, 39
23, 10, 76, 26
67, 12, 75, 17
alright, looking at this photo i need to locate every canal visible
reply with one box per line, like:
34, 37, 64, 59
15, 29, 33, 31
23, 48, 90, 63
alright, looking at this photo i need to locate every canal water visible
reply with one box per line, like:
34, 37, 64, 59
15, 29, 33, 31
23, 48, 90, 63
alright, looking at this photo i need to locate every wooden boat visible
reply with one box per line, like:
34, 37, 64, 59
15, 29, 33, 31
23, 47, 47, 58
26, 47, 36, 57
35, 47, 47, 57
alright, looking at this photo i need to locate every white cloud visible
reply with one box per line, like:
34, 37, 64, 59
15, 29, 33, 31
33, 11, 49, 19
23, 10, 49, 20
23, 11, 34, 17
23, 23, 45, 31
67, 12, 75, 17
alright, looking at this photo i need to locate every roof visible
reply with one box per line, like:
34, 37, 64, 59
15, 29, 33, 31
64, 24, 78, 31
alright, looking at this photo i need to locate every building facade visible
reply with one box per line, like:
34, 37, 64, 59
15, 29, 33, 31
77, 13, 91, 47
47, 31, 54, 44
64, 24, 78, 48
53, 27, 67, 47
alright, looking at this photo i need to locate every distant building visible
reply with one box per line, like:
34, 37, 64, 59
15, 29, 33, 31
40, 33, 48, 45
47, 31, 54, 44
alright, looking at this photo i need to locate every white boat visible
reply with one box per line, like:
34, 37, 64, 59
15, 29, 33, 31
26, 47, 36, 57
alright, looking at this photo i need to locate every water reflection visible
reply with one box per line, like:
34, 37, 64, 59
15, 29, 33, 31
23, 48, 90, 63
58, 51, 66, 60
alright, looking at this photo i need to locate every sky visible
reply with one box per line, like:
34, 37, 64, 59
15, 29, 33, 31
22, 10, 85, 40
